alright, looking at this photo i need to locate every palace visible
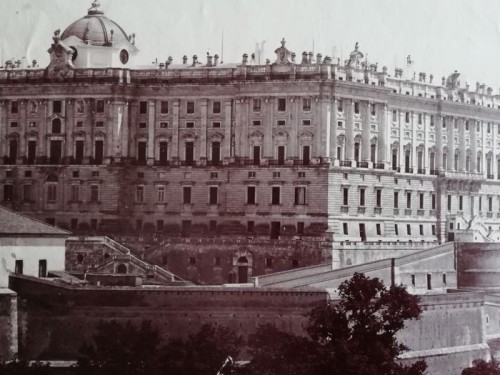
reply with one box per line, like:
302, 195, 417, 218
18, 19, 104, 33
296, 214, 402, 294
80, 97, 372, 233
2, 1, 500, 283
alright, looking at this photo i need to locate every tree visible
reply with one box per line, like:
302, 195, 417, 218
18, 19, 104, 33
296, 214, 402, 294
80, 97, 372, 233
0, 358, 51, 375
249, 272, 427, 375
462, 359, 500, 375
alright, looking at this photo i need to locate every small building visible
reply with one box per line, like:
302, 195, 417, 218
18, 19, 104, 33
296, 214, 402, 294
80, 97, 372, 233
0, 205, 69, 287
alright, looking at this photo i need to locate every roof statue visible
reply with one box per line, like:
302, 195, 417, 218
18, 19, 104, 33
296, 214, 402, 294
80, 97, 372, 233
273, 38, 293, 65
347, 42, 364, 68
445, 70, 461, 89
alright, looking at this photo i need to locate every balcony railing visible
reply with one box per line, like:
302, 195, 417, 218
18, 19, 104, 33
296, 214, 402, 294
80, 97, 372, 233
357, 161, 369, 168
405, 167, 413, 173
417, 209, 425, 216
487, 174, 495, 179
340, 206, 349, 213
417, 168, 426, 174
430, 169, 439, 175
374, 163, 385, 169
357, 206, 366, 214
404, 209, 412, 216
340, 160, 352, 167
487, 212, 493, 218
393, 208, 400, 215
374, 207, 382, 214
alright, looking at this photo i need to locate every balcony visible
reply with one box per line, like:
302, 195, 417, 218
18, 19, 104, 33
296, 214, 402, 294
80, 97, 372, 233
430, 169, 439, 175
404, 167, 413, 174
392, 166, 401, 172
357, 161, 369, 168
357, 206, 366, 214
404, 209, 412, 216
268, 159, 285, 166
417, 168, 426, 175
487, 174, 495, 179
430, 209, 436, 216
487, 212, 493, 218
393, 208, 400, 215
442, 170, 484, 181
374, 207, 382, 215
340, 160, 352, 167
340, 206, 349, 213
417, 209, 425, 216
374, 163, 385, 170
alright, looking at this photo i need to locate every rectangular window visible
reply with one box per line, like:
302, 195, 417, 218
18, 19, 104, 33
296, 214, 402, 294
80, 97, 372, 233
253, 98, 261, 112
213, 101, 221, 114
479, 196, 482, 211
71, 185, 79, 202
371, 103, 376, 116
247, 221, 255, 233
406, 192, 411, 209
247, 186, 256, 204
186, 121, 195, 128
160, 101, 169, 114
376, 223, 381, 235
277, 120, 286, 126
448, 195, 452, 211
212, 122, 221, 128
10, 101, 18, 114
432, 225, 436, 235
354, 102, 359, 114
419, 193, 424, 209
295, 187, 306, 205
489, 197, 493, 212
392, 110, 397, 122
139, 122, 147, 129
343, 187, 349, 206
302, 98, 311, 111
271, 186, 281, 205
160, 122, 168, 128
359, 188, 365, 206
459, 195, 463, 211
29, 121, 37, 128
302, 119, 311, 126
10, 122, 18, 128
405, 112, 410, 123
47, 185, 57, 202
90, 185, 99, 202
186, 101, 195, 114
418, 113, 422, 125
136, 186, 144, 203
427, 274, 432, 290
209, 186, 218, 205
15, 260, 23, 275
394, 224, 399, 235
248, 171, 256, 179
23, 184, 31, 201
76, 121, 83, 127
419, 224, 424, 235
337, 99, 343, 112
252, 120, 261, 126
297, 222, 305, 235
430, 115, 434, 127
53, 100, 62, 114
3, 184, 13, 201
394, 192, 399, 208
157, 186, 165, 203
343, 223, 348, 235
376, 189, 382, 207
139, 101, 148, 114
431, 194, 436, 210
277, 98, 286, 112
183, 187, 192, 204
95, 121, 104, 127
407, 224, 411, 235
96, 100, 104, 113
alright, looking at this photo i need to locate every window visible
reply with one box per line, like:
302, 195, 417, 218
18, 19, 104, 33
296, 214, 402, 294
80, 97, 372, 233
209, 186, 218, 205
186, 101, 195, 114
406, 192, 411, 209
210, 172, 218, 179
337, 121, 343, 128
431, 194, 436, 210
10, 101, 18, 114
411, 275, 415, 286
405, 112, 410, 123
419, 193, 424, 209
432, 225, 436, 235
459, 195, 463, 211
407, 224, 411, 235
430, 115, 434, 127
370, 103, 376, 116
96, 100, 104, 113
277, 98, 286, 112
186, 121, 194, 128
160, 122, 168, 128
394, 192, 399, 208
443, 273, 447, 285
447, 195, 452, 211
337, 99, 343, 112
302, 119, 311, 126
183, 187, 192, 204
72, 170, 79, 178
157, 186, 165, 203
489, 196, 493, 212
209, 220, 217, 233
343, 187, 349, 206
10, 122, 18, 128
376, 223, 381, 235
139, 101, 148, 114
213, 101, 221, 114
92, 171, 99, 177
265, 257, 273, 268
394, 224, 399, 235
392, 110, 397, 122
271, 186, 281, 205
297, 222, 305, 235
253, 98, 261, 112
419, 224, 424, 235
302, 98, 311, 111
47, 185, 57, 202
252, 120, 261, 126
298, 172, 306, 178
277, 120, 286, 126
15, 260, 23, 275
248, 171, 256, 178
29, 121, 37, 128
139, 122, 147, 129
354, 102, 359, 114
418, 113, 422, 125
90, 185, 99, 202
3, 185, 13, 202
136, 186, 144, 202
427, 274, 432, 290
343, 223, 348, 235
71, 185, 79, 202
359, 188, 365, 206
53, 100, 62, 114
95, 121, 104, 127
376, 189, 382, 207
247, 186, 256, 204
160, 101, 168, 114
488, 123, 491, 134
247, 221, 255, 233
295, 187, 306, 205
212, 122, 221, 128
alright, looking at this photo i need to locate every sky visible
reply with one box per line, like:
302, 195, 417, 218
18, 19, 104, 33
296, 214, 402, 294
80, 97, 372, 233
2, 0, 500, 90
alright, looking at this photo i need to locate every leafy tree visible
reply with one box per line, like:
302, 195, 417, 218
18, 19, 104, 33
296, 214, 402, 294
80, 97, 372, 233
249, 272, 427, 375
0, 358, 51, 375
462, 359, 500, 375
160, 323, 242, 375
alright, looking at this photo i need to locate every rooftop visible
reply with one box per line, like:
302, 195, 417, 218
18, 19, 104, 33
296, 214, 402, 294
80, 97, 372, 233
0, 205, 70, 237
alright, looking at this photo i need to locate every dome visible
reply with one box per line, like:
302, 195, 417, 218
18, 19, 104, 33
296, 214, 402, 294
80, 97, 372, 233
61, 1, 131, 47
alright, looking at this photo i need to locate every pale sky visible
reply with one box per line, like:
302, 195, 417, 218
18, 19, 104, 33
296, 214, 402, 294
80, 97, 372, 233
2, 0, 500, 90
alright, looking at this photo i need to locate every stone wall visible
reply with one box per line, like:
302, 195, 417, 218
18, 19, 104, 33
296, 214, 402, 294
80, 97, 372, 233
0, 290, 17, 361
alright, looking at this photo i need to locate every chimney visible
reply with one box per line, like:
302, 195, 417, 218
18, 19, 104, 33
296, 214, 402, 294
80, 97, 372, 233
214, 54, 219, 66
487, 87, 493, 96
316, 53, 322, 64
308, 52, 314, 64
323, 56, 332, 64
242, 53, 248, 65
192, 55, 198, 67
301, 51, 308, 64
182, 55, 188, 64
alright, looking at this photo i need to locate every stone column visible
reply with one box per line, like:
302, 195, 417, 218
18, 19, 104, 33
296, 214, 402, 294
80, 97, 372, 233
18, 101, 27, 162
482, 123, 487, 177
436, 115, 443, 170
459, 118, 466, 171
263, 98, 273, 158
120, 101, 129, 159
172, 100, 180, 160
345, 99, 354, 161
147, 101, 155, 165
0, 101, 6, 159
398, 110, 404, 170
105, 99, 114, 164
66, 100, 74, 158
234, 98, 243, 158
200, 99, 208, 160
493, 123, 498, 178
290, 97, 299, 159
379, 104, 388, 165
471, 120, 477, 172
447, 116, 455, 171
330, 98, 338, 162
411, 111, 417, 172
224, 100, 232, 160
362, 101, 371, 162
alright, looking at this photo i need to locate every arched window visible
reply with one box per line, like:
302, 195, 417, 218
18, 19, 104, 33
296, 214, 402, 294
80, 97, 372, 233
52, 118, 61, 134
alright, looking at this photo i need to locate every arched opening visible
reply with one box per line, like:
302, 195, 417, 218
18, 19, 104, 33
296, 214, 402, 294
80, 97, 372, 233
116, 264, 127, 274
237, 256, 248, 283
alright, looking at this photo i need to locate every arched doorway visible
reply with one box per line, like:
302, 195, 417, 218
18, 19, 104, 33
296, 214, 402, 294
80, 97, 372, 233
237, 256, 248, 283
116, 263, 127, 274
